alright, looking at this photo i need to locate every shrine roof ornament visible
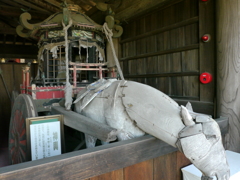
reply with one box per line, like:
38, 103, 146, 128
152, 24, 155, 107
16, 3, 103, 41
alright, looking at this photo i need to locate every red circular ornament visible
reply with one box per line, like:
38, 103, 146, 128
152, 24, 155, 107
200, 72, 212, 84
201, 34, 211, 42
202, 35, 209, 41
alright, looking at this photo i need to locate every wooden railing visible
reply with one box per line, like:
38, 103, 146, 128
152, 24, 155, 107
0, 117, 228, 180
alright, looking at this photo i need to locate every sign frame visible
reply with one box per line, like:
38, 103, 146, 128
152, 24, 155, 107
26, 114, 65, 161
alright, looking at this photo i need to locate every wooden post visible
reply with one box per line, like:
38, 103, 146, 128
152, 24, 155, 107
217, 0, 240, 152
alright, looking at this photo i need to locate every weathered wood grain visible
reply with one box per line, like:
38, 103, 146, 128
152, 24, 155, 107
154, 152, 177, 180
124, 159, 153, 180
199, 0, 215, 102
115, 0, 181, 22
0, 135, 177, 180
175, 99, 214, 116
124, 72, 199, 79
176, 151, 191, 180
121, 44, 199, 61
217, 0, 240, 152
90, 169, 123, 180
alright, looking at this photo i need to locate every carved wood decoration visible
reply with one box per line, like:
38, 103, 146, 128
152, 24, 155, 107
217, 0, 240, 152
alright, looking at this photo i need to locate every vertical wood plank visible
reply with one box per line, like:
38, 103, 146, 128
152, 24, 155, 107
153, 152, 177, 180
156, 32, 164, 51
170, 76, 183, 96
124, 159, 153, 180
199, 0, 215, 102
123, 61, 129, 75
163, 31, 171, 50
129, 60, 137, 75
182, 49, 199, 72
184, 23, 198, 46
182, 0, 191, 20
217, 0, 240, 151
157, 77, 169, 94
176, 151, 191, 180
158, 54, 170, 73
182, 76, 199, 98
146, 78, 158, 89
137, 58, 146, 75
90, 169, 123, 180
146, 56, 158, 74
171, 52, 182, 72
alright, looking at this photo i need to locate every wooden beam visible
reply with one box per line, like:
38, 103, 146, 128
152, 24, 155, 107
81, 0, 96, 6
0, 135, 177, 180
28, 0, 61, 13
175, 99, 214, 117
0, 118, 228, 180
13, 0, 52, 14
120, 44, 199, 61
0, 27, 16, 35
121, 17, 199, 44
43, 0, 62, 8
124, 72, 199, 78
115, 0, 178, 21
0, 0, 26, 8
0, 5, 49, 19
0, 16, 19, 29
51, 106, 118, 142
199, 0, 215, 103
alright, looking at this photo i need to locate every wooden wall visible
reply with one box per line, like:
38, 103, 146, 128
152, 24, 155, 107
120, 0, 215, 116
217, 0, 240, 152
86, 151, 190, 180
0, 63, 37, 137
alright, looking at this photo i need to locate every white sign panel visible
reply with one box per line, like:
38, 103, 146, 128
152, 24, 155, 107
30, 121, 61, 161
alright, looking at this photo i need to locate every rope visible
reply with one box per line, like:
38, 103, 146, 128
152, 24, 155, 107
102, 23, 124, 80
62, 19, 73, 110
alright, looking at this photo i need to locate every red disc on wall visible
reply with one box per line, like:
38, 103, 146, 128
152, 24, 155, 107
201, 34, 211, 42
200, 72, 212, 84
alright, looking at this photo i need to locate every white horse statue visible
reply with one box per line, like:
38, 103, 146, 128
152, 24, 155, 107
74, 79, 230, 180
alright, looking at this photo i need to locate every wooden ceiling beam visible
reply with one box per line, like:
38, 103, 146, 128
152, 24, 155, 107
0, 27, 16, 35
28, 0, 61, 13
0, 16, 19, 28
13, 0, 52, 14
0, 5, 49, 20
72, 0, 96, 6
0, 0, 27, 9
43, 0, 62, 8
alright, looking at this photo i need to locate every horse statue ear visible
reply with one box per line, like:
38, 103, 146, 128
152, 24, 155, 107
181, 106, 195, 126
186, 102, 193, 111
